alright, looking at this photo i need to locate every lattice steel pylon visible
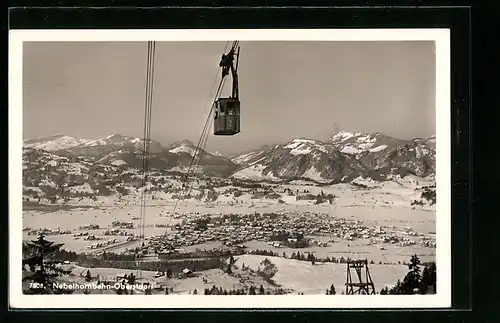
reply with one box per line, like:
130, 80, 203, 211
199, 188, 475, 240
345, 259, 376, 295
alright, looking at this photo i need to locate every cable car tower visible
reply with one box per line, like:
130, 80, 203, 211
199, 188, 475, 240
345, 259, 376, 295
214, 42, 241, 136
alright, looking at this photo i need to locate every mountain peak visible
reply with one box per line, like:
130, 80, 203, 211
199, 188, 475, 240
24, 133, 66, 144
169, 139, 195, 147
329, 131, 363, 143
167, 139, 200, 156
24, 134, 90, 151
105, 133, 125, 139
328, 130, 405, 155
282, 138, 333, 156
179, 139, 195, 146
212, 150, 223, 157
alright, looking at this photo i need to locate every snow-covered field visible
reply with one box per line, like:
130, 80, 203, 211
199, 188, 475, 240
23, 181, 435, 263
45, 255, 410, 295
235, 255, 408, 294
22, 179, 436, 295
49, 264, 278, 295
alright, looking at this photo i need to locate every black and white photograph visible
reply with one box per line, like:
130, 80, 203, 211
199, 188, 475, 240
9, 29, 451, 308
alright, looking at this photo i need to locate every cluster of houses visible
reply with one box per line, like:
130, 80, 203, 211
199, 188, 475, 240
112, 221, 134, 229
374, 230, 436, 248
25, 228, 72, 236
141, 212, 379, 252
142, 211, 438, 253
79, 224, 100, 230
136, 210, 434, 254
73, 232, 89, 237
104, 228, 135, 236
420, 236, 437, 248
309, 239, 329, 247
85, 237, 118, 250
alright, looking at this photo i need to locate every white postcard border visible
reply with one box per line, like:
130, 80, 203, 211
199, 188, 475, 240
9, 28, 451, 309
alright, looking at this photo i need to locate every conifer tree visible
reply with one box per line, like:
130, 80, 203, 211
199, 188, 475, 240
85, 269, 92, 282
401, 255, 422, 294
421, 262, 436, 294
22, 234, 73, 294
329, 284, 336, 295
389, 279, 402, 294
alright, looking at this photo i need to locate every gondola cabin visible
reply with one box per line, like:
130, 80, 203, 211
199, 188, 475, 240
214, 98, 240, 136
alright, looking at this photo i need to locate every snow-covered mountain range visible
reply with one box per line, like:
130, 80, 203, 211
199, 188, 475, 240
230, 132, 435, 182
23, 131, 435, 185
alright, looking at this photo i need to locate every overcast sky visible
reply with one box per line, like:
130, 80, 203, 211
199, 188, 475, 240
23, 41, 436, 155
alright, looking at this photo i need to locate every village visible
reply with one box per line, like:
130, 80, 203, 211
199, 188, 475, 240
23, 209, 436, 257
24, 227, 72, 236
143, 211, 436, 256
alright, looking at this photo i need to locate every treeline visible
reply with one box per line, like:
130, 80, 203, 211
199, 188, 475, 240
77, 257, 224, 274
247, 249, 280, 257
249, 249, 406, 266
201, 285, 288, 295
351, 182, 369, 189
269, 231, 311, 248
420, 189, 436, 205
288, 252, 360, 265
158, 248, 245, 261
295, 191, 336, 204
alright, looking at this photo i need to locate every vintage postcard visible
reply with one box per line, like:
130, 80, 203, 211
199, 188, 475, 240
9, 29, 450, 309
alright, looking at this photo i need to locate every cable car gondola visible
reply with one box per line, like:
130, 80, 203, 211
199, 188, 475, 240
214, 43, 241, 136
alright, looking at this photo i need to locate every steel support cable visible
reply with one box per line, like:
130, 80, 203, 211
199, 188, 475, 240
173, 42, 230, 198
164, 76, 225, 233
140, 42, 154, 234
179, 41, 231, 184
164, 41, 230, 220
160, 41, 234, 245
170, 77, 224, 204
177, 75, 227, 215
137, 41, 156, 278
177, 74, 227, 210
178, 76, 227, 218
161, 70, 227, 239
175, 41, 234, 206
177, 44, 238, 214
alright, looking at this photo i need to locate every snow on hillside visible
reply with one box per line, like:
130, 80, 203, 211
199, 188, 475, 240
111, 160, 127, 166
232, 164, 280, 181
24, 135, 91, 151
167, 140, 208, 157
169, 145, 197, 155
284, 138, 328, 155
24, 133, 166, 156
231, 138, 366, 183
22, 131, 436, 187
230, 146, 272, 165
212, 151, 223, 157
231, 151, 259, 164
234, 255, 408, 294
330, 131, 402, 155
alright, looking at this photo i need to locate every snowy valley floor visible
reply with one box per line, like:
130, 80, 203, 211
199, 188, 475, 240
22, 180, 436, 294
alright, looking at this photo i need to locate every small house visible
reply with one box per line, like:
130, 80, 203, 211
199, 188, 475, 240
179, 268, 194, 278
